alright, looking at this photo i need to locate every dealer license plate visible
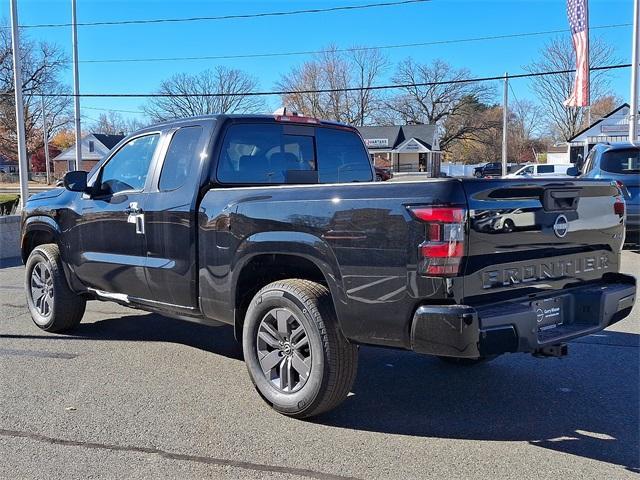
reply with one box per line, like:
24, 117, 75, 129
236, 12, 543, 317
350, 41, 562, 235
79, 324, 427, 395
532, 297, 564, 332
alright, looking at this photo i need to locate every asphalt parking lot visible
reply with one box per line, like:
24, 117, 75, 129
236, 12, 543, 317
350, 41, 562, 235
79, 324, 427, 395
0, 249, 638, 479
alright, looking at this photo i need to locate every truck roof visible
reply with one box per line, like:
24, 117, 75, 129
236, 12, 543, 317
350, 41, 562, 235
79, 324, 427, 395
145, 114, 356, 131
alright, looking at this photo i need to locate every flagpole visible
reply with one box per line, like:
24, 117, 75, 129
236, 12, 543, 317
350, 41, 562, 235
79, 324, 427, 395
629, 0, 640, 142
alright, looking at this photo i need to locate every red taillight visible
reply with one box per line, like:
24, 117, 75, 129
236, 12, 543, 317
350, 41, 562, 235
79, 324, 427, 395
614, 196, 625, 216
408, 206, 466, 277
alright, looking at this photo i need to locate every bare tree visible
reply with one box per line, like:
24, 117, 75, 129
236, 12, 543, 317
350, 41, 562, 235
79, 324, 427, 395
590, 94, 624, 122
278, 45, 388, 126
0, 26, 72, 160
526, 36, 618, 141
387, 59, 495, 150
143, 66, 264, 122
509, 99, 545, 160
90, 111, 146, 135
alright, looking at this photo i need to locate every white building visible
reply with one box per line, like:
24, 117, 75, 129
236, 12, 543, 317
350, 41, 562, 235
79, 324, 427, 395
547, 103, 633, 165
53, 133, 124, 176
356, 124, 442, 176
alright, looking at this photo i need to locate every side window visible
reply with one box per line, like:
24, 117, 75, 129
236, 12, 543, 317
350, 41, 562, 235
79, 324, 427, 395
159, 126, 204, 191
99, 134, 159, 195
538, 165, 554, 174
316, 127, 373, 183
217, 124, 315, 184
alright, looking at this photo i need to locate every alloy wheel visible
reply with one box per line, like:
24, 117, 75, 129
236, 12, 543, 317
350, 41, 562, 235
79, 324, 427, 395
256, 308, 312, 393
30, 262, 54, 320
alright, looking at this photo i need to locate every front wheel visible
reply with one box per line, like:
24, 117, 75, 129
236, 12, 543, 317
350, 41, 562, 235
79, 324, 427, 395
25, 244, 86, 332
242, 279, 358, 418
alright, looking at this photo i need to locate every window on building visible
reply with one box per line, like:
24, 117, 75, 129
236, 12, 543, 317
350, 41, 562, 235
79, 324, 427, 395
159, 126, 203, 191
99, 134, 159, 195
89, 140, 95, 153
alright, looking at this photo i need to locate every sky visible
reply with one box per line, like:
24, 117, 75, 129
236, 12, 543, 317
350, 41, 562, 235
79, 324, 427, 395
0, 0, 634, 125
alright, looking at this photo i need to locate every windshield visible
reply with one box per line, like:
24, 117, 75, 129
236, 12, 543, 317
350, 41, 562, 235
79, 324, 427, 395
601, 149, 640, 175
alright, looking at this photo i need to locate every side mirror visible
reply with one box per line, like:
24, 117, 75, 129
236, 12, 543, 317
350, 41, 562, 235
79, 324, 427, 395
566, 167, 579, 177
63, 170, 88, 192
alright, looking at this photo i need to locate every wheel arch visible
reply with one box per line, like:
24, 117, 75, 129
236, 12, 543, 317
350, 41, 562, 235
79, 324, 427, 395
230, 232, 346, 340
21, 216, 62, 263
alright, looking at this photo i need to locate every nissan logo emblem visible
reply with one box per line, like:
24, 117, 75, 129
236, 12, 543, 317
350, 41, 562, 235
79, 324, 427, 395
553, 214, 569, 238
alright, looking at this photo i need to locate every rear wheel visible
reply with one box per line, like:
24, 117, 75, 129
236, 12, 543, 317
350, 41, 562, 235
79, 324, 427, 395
242, 279, 358, 418
25, 244, 86, 332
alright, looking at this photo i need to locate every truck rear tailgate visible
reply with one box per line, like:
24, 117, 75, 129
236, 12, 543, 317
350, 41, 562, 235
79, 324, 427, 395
461, 178, 625, 304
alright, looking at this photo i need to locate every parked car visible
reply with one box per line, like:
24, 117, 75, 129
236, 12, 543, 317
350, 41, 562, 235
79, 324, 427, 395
506, 163, 574, 178
374, 166, 392, 181
578, 142, 640, 239
473, 162, 503, 177
21, 113, 636, 418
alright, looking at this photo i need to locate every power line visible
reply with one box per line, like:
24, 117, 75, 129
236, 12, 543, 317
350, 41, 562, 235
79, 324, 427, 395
11, 0, 432, 29
83, 106, 143, 114
76, 23, 631, 65
0, 63, 631, 99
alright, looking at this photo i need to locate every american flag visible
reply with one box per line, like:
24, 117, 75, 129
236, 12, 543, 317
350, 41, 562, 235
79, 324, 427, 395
564, 0, 590, 107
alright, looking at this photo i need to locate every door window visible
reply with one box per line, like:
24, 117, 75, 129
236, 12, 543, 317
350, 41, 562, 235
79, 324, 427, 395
99, 134, 159, 195
537, 165, 554, 174
159, 127, 204, 191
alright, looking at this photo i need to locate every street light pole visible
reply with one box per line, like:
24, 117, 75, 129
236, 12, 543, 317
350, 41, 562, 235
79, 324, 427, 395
41, 93, 51, 184
501, 72, 509, 176
629, 0, 640, 142
71, 0, 82, 170
9, 0, 29, 209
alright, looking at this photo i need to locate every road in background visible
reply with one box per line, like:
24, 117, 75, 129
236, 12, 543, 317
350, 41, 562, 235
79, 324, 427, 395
0, 250, 638, 479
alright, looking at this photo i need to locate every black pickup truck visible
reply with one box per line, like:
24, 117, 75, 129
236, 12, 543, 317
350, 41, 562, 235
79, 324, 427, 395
21, 113, 636, 418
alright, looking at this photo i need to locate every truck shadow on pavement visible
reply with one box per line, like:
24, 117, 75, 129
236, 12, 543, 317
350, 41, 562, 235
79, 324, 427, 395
4, 313, 638, 472
2, 313, 244, 361
319, 333, 640, 473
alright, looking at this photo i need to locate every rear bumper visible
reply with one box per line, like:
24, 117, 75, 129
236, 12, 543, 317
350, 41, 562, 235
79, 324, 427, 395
410, 273, 636, 358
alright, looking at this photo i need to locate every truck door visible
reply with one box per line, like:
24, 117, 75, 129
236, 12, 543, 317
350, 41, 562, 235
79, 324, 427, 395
68, 133, 161, 299
141, 124, 209, 309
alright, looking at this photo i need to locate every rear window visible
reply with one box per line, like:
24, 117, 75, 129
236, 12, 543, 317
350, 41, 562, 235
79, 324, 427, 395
601, 149, 640, 175
217, 124, 315, 184
316, 127, 373, 183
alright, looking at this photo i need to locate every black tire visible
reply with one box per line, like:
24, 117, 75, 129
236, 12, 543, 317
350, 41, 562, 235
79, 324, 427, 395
437, 356, 495, 366
376, 174, 383, 182
242, 279, 358, 418
502, 219, 515, 233
25, 243, 86, 333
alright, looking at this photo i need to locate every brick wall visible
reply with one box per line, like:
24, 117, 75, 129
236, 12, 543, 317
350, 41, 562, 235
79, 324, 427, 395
53, 159, 99, 179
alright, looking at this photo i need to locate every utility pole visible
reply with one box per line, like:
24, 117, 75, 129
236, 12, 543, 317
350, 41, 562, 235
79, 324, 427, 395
629, 0, 640, 142
501, 72, 508, 176
71, 0, 82, 170
9, 0, 29, 209
41, 93, 51, 184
